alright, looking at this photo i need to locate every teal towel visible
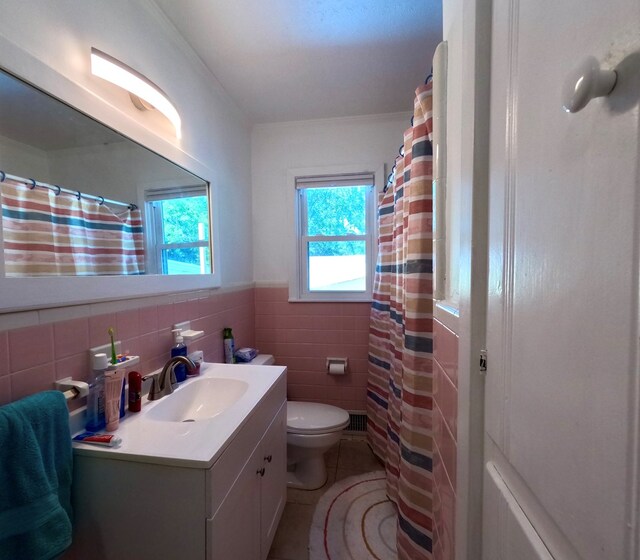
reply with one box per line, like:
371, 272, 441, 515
0, 391, 73, 560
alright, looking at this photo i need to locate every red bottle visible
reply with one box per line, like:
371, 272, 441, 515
128, 371, 142, 412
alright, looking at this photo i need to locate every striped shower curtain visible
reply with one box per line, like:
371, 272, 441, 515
1, 179, 144, 276
367, 82, 434, 559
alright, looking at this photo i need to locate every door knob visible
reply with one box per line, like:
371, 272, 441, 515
562, 56, 617, 113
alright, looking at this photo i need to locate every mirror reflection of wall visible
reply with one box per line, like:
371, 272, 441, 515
0, 69, 211, 277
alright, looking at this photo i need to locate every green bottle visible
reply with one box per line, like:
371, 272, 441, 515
223, 327, 235, 364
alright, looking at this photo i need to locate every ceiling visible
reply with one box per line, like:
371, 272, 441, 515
153, 0, 443, 124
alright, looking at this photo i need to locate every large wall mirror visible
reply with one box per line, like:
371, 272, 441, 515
0, 68, 211, 279
0, 44, 220, 313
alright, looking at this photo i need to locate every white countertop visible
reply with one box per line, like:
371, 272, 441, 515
71, 362, 286, 469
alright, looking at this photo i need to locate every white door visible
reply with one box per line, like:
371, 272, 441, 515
483, 0, 640, 558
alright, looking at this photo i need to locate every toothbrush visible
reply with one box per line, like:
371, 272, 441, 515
108, 327, 117, 365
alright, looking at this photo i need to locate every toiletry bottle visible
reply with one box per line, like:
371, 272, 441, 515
171, 329, 188, 382
223, 327, 235, 364
86, 353, 108, 431
128, 371, 142, 412
119, 375, 126, 418
104, 370, 124, 432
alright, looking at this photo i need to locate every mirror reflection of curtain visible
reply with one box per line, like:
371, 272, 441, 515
1, 179, 144, 276
367, 82, 434, 559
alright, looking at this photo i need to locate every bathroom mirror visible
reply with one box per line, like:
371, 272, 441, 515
0, 68, 211, 278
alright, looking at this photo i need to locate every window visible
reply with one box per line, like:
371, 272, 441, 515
145, 184, 212, 275
295, 173, 375, 301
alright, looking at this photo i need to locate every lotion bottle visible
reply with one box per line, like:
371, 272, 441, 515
86, 353, 108, 431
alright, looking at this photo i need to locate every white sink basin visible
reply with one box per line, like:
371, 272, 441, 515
70, 362, 286, 468
146, 377, 249, 422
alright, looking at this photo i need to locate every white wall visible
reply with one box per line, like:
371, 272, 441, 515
47, 141, 200, 208
440, 0, 492, 558
0, 135, 50, 179
442, 0, 464, 306
0, 0, 253, 289
251, 112, 410, 284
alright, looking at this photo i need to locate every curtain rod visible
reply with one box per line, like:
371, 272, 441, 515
0, 170, 138, 210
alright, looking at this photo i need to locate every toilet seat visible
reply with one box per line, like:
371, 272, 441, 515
287, 401, 350, 435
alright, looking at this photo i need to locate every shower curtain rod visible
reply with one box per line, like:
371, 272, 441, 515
0, 170, 138, 210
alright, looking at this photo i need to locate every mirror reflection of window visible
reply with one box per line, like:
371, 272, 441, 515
145, 185, 212, 275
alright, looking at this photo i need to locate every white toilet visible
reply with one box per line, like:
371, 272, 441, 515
250, 354, 350, 490
286, 401, 350, 489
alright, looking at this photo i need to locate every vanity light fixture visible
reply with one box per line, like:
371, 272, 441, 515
90, 47, 182, 139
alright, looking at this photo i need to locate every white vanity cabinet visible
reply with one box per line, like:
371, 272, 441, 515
69, 368, 286, 560
207, 402, 286, 559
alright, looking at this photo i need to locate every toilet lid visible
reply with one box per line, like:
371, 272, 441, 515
287, 401, 350, 435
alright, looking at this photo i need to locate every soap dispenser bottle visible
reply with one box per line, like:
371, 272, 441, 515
171, 328, 188, 382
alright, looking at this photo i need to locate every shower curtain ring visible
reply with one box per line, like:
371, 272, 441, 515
0, 171, 5, 182
98, 196, 105, 205
128, 203, 138, 211
54, 185, 62, 195
28, 178, 36, 189
76, 191, 82, 200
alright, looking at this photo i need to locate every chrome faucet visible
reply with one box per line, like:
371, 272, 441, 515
143, 356, 196, 401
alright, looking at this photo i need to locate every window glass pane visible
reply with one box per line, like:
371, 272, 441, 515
159, 196, 209, 244
307, 240, 366, 291
162, 246, 210, 275
305, 186, 368, 236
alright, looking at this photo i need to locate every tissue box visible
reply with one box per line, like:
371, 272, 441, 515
234, 347, 258, 362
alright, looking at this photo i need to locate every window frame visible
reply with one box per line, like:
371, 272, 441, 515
292, 171, 378, 302
144, 184, 213, 276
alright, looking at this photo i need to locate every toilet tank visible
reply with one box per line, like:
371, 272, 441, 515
250, 354, 275, 366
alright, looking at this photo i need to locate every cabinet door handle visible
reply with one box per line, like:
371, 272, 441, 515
257, 467, 266, 477
264, 454, 272, 463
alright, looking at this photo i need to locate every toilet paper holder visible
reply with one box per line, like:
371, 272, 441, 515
326, 357, 348, 375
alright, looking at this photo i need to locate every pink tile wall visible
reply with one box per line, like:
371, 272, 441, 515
0, 288, 255, 409
0, 285, 371, 413
432, 319, 459, 560
255, 286, 370, 411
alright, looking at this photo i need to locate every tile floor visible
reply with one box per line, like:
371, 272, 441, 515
268, 435, 383, 560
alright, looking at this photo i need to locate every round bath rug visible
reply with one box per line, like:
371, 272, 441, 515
309, 470, 397, 560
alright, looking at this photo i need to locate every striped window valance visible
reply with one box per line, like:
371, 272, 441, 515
145, 184, 208, 201
295, 173, 374, 190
